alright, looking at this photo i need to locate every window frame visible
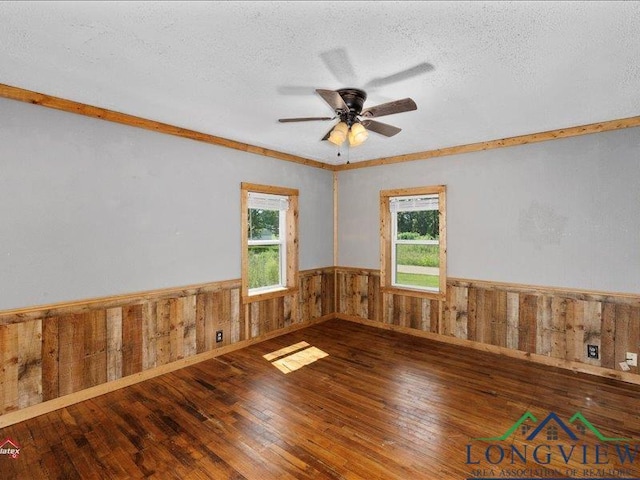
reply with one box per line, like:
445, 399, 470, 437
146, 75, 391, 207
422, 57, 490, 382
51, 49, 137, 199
380, 185, 447, 300
241, 183, 299, 303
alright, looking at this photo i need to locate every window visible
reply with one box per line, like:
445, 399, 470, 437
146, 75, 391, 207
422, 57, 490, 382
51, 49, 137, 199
380, 186, 446, 298
241, 183, 298, 302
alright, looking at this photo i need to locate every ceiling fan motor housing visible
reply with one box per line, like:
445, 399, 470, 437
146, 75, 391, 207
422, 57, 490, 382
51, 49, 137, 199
337, 88, 367, 125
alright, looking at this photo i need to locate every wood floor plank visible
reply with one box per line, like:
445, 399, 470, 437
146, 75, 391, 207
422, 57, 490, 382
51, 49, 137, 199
2, 318, 640, 479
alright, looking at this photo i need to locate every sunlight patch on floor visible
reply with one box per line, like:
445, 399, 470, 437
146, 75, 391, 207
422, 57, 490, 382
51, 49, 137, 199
263, 341, 310, 361
263, 342, 328, 374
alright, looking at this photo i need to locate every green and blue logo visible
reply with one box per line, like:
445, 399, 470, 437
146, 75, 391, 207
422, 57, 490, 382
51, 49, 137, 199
466, 411, 640, 480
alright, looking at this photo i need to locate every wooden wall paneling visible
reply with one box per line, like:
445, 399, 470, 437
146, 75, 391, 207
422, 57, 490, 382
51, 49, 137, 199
628, 307, 640, 374
476, 288, 490, 344
0, 274, 334, 424
221, 289, 233, 346
614, 304, 631, 372
182, 295, 197, 358
17, 319, 43, 409
122, 304, 143, 377
582, 300, 602, 367
257, 296, 282, 334
346, 272, 357, 317
203, 292, 216, 352
249, 301, 260, 338
338, 272, 352, 315
209, 291, 224, 348
518, 295, 538, 354
169, 297, 185, 362
536, 295, 553, 357
549, 298, 568, 360
312, 273, 323, 319
284, 293, 295, 328
466, 287, 477, 341
429, 300, 440, 334
381, 292, 391, 325
230, 288, 244, 343
154, 299, 172, 367
565, 299, 584, 363
300, 274, 312, 322
478, 288, 495, 345
307, 272, 320, 319
276, 296, 286, 330
367, 273, 380, 322
476, 288, 493, 345
258, 298, 269, 334
392, 294, 405, 327
106, 308, 123, 383
58, 314, 86, 396
0, 323, 19, 413
408, 294, 418, 328
418, 298, 430, 331
600, 302, 616, 369
349, 274, 359, 318
257, 299, 271, 337
401, 294, 413, 327
491, 289, 508, 348
321, 269, 335, 317
442, 288, 453, 336
195, 293, 207, 354
141, 303, 156, 370
356, 274, 368, 319
406, 296, 419, 329
445, 285, 468, 339
506, 292, 519, 350
337, 271, 346, 315
83, 310, 107, 389
41, 317, 59, 401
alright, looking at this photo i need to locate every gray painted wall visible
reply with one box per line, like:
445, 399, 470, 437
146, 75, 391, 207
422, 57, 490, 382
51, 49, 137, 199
338, 127, 640, 294
3, 96, 638, 310
0, 99, 334, 310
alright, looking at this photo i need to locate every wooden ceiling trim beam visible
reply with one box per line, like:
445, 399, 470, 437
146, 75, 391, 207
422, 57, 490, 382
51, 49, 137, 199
336, 114, 640, 171
0, 83, 333, 171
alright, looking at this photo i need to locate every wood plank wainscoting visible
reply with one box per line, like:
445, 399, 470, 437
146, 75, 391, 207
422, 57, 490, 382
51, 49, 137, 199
0, 268, 335, 427
335, 267, 640, 385
2, 265, 640, 427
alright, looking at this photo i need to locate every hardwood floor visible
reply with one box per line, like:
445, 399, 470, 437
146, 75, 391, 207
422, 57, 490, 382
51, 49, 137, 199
2, 318, 640, 479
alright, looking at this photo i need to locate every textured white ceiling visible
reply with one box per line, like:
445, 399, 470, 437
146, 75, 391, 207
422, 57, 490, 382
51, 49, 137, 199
1, 1, 639, 164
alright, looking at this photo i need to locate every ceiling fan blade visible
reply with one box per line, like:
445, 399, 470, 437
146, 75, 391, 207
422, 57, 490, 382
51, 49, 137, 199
278, 116, 334, 123
361, 98, 417, 118
361, 120, 402, 137
363, 62, 434, 89
316, 89, 350, 113
320, 48, 357, 85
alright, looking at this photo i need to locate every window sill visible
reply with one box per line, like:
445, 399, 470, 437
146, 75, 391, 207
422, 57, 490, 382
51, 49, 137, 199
381, 285, 445, 301
243, 286, 299, 304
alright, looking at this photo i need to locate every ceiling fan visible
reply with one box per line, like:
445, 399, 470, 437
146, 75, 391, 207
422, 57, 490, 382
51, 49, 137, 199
278, 88, 417, 147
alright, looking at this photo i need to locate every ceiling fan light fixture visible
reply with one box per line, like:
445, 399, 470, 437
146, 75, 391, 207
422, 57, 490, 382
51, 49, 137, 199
348, 122, 368, 147
328, 121, 348, 146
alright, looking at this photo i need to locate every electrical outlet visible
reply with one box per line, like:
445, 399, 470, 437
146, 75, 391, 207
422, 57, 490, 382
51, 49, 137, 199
587, 345, 599, 359
626, 352, 637, 367
216, 330, 223, 343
